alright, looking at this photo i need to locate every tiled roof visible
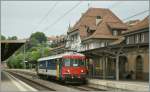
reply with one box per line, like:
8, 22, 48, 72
68, 8, 127, 40
82, 35, 119, 42
109, 36, 125, 45
47, 36, 57, 41
51, 44, 65, 51
125, 20, 140, 27
122, 16, 149, 34
50, 35, 66, 42
107, 22, 127, 30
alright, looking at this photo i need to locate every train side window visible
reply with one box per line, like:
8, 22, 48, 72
47, 60, 51, 69
56, 58, 60, 65
59, 58, 62, 63
47, 59, 56, 70
39, 61, 46, 69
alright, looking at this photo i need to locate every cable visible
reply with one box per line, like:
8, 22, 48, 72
123, 10, 149, 21
42, 1, 82, 32
32, 2, 58, 33
21, 2, 58, 57
108, 1, 122, 9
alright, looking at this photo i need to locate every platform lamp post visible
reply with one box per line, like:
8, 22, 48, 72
24, 61, 28, 69
23, 44, 26, 69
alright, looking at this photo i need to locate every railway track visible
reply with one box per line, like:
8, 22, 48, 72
7, 70, 108, 91
8, 72, 55, 91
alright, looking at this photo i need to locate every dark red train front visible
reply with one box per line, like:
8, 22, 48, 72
61, 54, 87, 83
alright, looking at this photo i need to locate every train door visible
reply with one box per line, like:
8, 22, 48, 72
46, 60, 48, 73
59, 58, 63, 80
56, 58, 63, 80
56, 59, 59, 80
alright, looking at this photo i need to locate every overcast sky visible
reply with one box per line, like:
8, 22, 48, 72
1, 1, 149, 39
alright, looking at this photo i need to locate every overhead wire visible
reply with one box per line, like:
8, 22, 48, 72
42, 1, 82, 32
22, 2, 58, 57
123, 10, 149, 21
32, 2, 58, 34
108, 1, 148, 22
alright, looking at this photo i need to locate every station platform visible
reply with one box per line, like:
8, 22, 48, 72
1, 71, 37, 92
88, 78, 149, 92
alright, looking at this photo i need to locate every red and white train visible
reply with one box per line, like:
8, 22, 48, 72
37, 52, 87, 83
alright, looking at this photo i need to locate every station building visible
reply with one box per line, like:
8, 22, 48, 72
65, 8, 149, 81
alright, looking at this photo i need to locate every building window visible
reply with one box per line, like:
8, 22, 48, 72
135, 34, 139, 43
126, 37, 130, 44
141, 33, 145, 43
112, 30, 118, 36
105, 41, 108, 46
96, 16, 102, 19
100, 42, 105, 47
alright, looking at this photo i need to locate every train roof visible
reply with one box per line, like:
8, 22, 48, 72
37, 52, 85, 62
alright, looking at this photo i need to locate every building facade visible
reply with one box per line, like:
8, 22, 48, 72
122, 16, 149, 81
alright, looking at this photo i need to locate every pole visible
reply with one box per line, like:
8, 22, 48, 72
106, 56, 108, 79
116, 55, 119, 81
103, 56, 106, 79
41, 42, 44, 57
23, 45, 26, 69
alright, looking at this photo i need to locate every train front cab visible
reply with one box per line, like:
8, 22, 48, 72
60, 57, 87, 83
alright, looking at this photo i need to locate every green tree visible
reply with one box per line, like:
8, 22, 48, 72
6, 53, 24, 69
43, 47, 52, 57
30, 32, 47, 43
25, 52, 32, 61
27, 38, 39, 51
31, 51, 41, 61
1, 35, 6, 40
13, 53, 24, 68
8, 36, 18, 40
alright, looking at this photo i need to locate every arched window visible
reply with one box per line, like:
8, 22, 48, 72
119, 56, 128, 79
136, 55, 143, 80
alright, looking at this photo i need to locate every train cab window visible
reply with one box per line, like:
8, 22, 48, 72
75, 59, 84, 66
72, 60, 78, 67
72, 59, 83, 67
79, 60, 84, 66
64, 59, 71, 66
64, 59, 85, 67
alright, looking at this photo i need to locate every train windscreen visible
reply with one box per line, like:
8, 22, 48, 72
63, 59, 84, 67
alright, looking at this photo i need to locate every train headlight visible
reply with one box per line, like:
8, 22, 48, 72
67, 69, 70, 73
81, 70, 83, 73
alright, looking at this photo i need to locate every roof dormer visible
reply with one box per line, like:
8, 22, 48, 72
96, 16, 102, 26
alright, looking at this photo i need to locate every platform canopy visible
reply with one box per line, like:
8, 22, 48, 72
1, 40, 26, 61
